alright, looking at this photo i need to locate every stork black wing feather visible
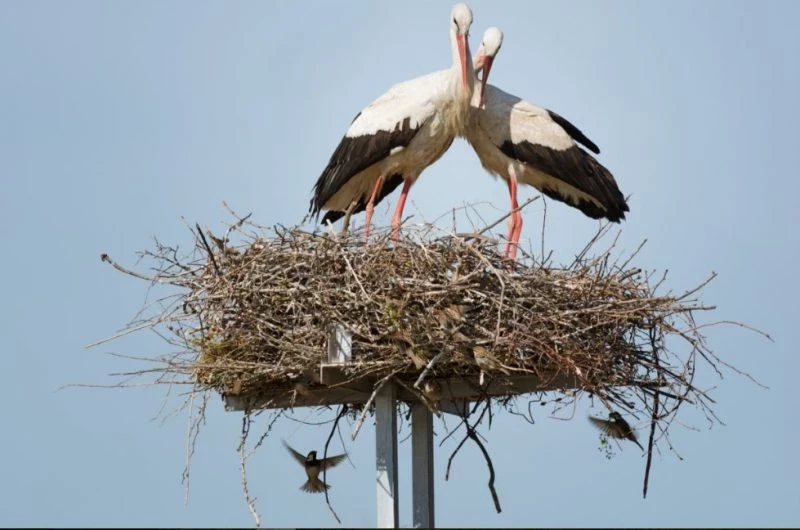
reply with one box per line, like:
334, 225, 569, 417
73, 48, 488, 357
546, 109, 600, 154
499, 140, 629, 222
321, 173, 405, 224
309, 117, 421, 220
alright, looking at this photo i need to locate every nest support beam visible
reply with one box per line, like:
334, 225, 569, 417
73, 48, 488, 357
375, 383, 436, 529
376, 381, 399, 528
222, 369, 577, 412
411, 402, 435, 528
220, 326, 580, 528
221, 368, 577, 529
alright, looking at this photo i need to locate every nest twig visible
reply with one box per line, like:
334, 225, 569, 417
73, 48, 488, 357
92, 203, 769, 521
100, 215, 726, 413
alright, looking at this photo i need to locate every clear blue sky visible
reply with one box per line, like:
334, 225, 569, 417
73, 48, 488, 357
1, 0, 798, 527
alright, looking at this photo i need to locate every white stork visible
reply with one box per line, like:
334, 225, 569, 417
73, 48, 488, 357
308, 3, 475, 241
467, 27, 629, 260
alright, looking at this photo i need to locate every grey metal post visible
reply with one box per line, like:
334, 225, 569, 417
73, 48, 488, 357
411, 403, 435, 528
375, 382, 399, 528
328, 324, 352, 363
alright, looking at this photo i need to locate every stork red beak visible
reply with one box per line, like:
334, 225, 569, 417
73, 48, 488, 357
479, 55, 493, 108
457, 33, 469, 90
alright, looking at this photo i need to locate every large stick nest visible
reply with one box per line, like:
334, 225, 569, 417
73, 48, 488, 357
96, 205, 769, 520
99, 207, 730, 421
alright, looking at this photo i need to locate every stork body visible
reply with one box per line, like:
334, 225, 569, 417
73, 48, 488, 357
309, 4, 475, 240
467, 28, 629, 259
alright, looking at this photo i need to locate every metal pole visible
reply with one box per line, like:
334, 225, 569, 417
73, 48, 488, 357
411, 403, 435, 528
375, 381, 399, 528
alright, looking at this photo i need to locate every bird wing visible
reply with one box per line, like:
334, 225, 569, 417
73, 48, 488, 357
319, 452, 347, 470
478, 85, 573, 151
545, 108, 600, 154
588, 415, 614, 436
282, 440, 307, 467
476, 84, 628, 222
320, 172, 405, 224
309, 72, 444, 219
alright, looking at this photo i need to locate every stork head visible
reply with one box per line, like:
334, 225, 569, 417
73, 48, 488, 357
475, 27, 503, 107
450, 3, 474, 91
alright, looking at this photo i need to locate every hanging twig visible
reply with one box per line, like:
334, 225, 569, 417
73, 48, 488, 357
238, 414, 261, 527
466, 423, 502, 514
181, 391, 207, 506
322, 405, 349, 524
443, 401, 501, 512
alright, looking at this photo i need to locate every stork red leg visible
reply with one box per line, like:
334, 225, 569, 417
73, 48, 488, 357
364, 174, 385, 241
509, 207, 524, 261
504, 169, 522, 260
503, 179, 516, 258
391, 176, 413, 242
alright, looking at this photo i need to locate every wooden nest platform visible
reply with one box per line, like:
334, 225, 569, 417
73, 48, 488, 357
99, 210, 727, 421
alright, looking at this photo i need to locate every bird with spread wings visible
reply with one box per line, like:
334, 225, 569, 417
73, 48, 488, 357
283, 440, 348, 494
589, 411, 645, 451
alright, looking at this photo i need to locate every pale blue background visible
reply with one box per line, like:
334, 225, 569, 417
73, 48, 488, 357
1, 1, 797, 527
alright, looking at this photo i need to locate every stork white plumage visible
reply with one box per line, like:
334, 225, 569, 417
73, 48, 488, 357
467, 27, 629, 260
309, 3, 475, 241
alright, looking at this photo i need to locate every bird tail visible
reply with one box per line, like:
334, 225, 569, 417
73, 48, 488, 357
301, 477, 330, 494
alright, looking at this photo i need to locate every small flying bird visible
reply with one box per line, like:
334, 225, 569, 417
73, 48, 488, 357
473, 345, 510, 385
308, 3, 476, 241
283, 441, 347, 494
467, 27, 629, 260
588, 411, 645, 451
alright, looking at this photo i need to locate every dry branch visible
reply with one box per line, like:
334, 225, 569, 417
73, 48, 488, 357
93, 205, 768, 517
97, 212, 736, 426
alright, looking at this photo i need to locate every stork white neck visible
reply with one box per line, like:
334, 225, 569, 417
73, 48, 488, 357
446, 3, 475, 136
471, 27, 503, 109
